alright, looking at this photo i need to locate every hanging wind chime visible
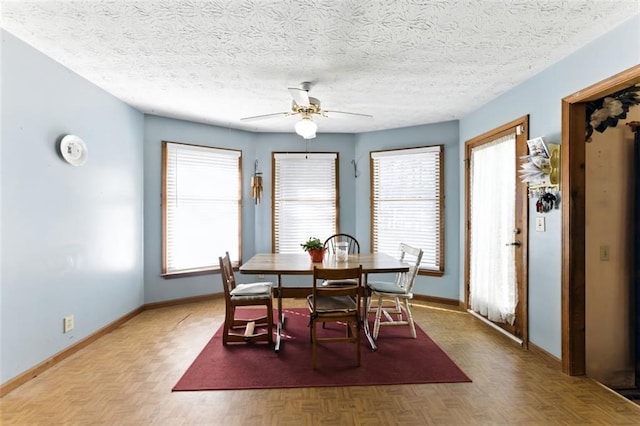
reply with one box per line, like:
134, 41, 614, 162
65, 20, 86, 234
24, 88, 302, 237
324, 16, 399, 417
251, 160, 263, 205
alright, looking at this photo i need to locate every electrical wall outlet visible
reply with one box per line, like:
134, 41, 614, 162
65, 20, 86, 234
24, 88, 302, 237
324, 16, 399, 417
63, 315, 74, 333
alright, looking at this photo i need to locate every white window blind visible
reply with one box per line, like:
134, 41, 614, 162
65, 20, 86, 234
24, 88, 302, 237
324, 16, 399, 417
273, 153, 338, 253
371, 145, 443, 272
163, 142, 241, 274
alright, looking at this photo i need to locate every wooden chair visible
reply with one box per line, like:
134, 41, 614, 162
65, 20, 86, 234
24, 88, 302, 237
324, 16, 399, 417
219, 252, 274, 345
320, 234, 361, 329
367, 243, 423, 339
322, 233, 360, 286
323, 233, 360, 255
307, 265, 363, 369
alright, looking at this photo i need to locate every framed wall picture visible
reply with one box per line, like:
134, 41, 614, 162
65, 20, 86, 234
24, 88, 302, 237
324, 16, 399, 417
526, 137, 549, 158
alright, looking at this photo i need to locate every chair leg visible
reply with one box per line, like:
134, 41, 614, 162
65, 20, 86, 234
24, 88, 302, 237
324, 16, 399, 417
373, 295, 383, 339
311, 320, 317, 369
223, 306, 235, 345
394, 297, 403, 321
355, 320, 361, 367
267, 303, 274, 345
223, 304, 274, 345
404, 299, 417, 338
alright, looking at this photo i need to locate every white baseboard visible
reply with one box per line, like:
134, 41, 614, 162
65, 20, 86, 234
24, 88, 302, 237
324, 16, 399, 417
467, 309, 523, 346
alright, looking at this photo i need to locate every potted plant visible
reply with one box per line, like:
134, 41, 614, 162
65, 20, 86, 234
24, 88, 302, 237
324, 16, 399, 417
301, 237, 326, 262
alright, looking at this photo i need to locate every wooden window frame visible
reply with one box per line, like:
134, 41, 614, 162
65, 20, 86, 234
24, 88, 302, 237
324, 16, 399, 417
161, 140, 242, 278
370, 145, 444, 276
271, 152, 339, 253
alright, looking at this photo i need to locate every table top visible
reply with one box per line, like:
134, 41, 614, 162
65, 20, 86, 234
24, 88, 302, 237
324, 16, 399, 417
239, 252, 409, 275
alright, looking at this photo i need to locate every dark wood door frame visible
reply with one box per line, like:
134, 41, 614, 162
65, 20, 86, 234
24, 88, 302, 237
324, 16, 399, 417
561, 64, 640, 375
464, 115, 530, 347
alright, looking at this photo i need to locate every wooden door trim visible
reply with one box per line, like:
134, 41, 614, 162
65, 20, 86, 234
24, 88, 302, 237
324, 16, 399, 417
561, 64, 640, 375
464, 115, 530, 347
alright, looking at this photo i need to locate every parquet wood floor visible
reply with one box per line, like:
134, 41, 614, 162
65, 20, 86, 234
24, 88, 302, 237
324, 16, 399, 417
1, 298, 639, 425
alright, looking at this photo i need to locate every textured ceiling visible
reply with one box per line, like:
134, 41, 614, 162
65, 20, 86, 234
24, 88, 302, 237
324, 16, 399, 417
1, 1, 639, 135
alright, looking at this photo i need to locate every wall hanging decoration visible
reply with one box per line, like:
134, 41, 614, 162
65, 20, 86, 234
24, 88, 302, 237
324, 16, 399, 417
59, 134, 88, 166
535, 191, 557, 213
519, 137, 550, 183
586, 85, 640, 142
251, 160, 263, 205
351, 159, 360, 178
519, 137, 560, 203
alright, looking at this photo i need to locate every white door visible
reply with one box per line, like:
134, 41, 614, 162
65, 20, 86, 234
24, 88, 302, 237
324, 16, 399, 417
465, 119, 528, 342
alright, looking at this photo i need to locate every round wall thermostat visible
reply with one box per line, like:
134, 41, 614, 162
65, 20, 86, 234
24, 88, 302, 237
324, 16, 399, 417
60, 135, 88, 166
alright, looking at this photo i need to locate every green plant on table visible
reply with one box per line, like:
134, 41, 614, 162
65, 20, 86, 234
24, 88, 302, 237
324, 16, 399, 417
300, 237, 323, 252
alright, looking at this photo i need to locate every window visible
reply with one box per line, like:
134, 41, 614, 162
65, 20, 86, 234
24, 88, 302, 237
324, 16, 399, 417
371, 145, 443, 274
273, 152, 338, 253
162, 141, 241, 276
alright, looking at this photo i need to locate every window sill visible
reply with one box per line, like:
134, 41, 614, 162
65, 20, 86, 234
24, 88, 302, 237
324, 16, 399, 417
418, 269, 444, 277
161, 267, 220, 279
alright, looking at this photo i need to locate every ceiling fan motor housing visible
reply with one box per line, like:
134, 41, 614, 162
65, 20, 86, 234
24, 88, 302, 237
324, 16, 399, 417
292, 97, 321, 115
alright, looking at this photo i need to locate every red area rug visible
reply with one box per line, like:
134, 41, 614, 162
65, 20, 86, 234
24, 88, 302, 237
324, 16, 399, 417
172, 308, 471, 391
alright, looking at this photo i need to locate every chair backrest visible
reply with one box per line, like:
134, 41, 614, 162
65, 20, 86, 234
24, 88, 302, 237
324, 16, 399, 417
395, 243, 424, 294
218, 252, 237, 301
311, 265, 363, 310
323, 233, 360, 254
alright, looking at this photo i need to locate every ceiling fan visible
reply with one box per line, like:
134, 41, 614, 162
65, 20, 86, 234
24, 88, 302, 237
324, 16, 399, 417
240, 82, 372, 139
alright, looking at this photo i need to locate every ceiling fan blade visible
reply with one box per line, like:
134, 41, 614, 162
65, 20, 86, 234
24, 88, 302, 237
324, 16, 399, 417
240, 111, 291, 121
288, 87, 310, 107
324, 110, 373, 118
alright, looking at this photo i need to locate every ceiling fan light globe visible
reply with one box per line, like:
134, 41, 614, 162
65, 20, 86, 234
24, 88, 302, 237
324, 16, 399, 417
295, 117, 318, 139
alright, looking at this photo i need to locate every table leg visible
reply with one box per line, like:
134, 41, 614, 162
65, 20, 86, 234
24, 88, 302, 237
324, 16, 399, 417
362, 273, 378, 351
275, 274, 283, 353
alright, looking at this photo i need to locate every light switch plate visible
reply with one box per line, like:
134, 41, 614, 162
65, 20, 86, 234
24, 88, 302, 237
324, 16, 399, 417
535, 217, 545, 232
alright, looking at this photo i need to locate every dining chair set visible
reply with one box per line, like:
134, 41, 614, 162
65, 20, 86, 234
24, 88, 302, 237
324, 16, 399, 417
218, 234, 423, 369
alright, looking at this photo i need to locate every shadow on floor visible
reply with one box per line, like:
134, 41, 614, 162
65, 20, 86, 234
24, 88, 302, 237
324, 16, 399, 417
612, 388, 640, 406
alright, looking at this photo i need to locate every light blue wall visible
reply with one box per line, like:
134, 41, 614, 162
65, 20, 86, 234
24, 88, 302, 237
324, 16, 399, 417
0, 30, 144, 383
143, 117, 357, 302
252, 133, 358, 288
143, 116, 256, 303
253, 132, 358, 252
355, 121, 460, 299
459, 15, 640, 358
2, 14, 638, 385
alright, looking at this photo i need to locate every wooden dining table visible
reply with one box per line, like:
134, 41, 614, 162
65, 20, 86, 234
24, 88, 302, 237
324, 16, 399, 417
239, 252, 410, 352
